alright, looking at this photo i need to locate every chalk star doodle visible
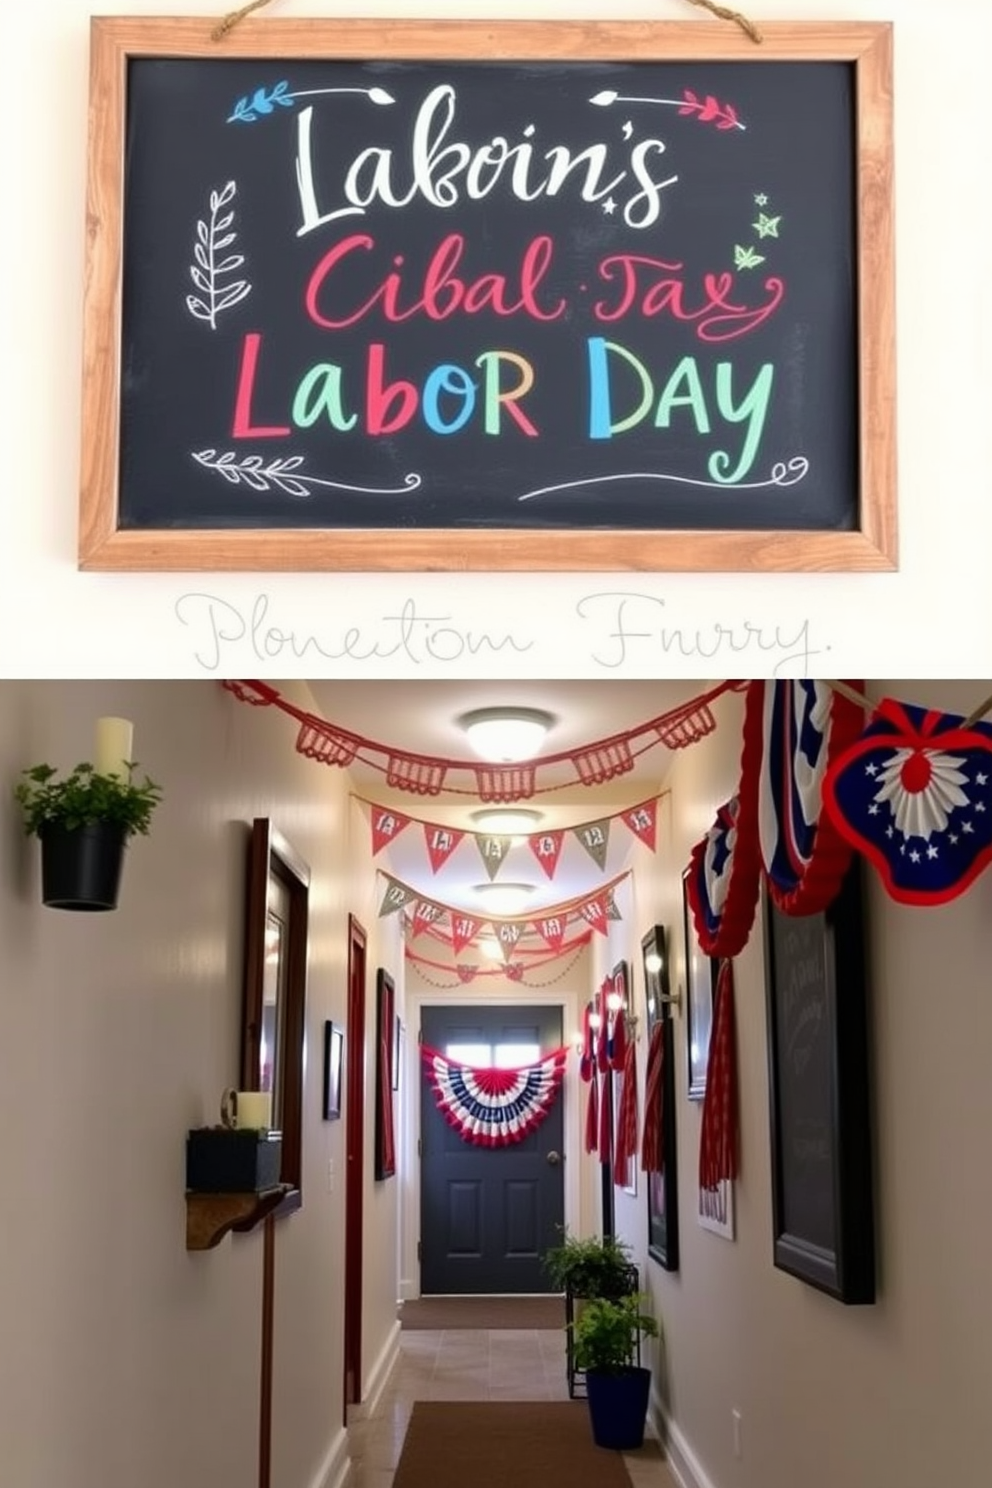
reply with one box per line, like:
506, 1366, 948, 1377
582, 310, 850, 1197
754, 193, 768, 206
753, 212, 782, 238
603, 197, 617, 215
734, 244, 765, 271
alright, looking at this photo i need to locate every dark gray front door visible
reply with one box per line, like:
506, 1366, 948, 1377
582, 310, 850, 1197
420, 1004, 565, 1294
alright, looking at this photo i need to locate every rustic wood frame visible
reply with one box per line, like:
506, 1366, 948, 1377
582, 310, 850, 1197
80, 17, 895, 572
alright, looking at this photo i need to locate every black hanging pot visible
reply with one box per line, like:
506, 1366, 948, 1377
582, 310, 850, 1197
39, 820, 129, 911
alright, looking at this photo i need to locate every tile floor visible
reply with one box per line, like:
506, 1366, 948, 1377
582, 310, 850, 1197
346, 1327, 677, 1487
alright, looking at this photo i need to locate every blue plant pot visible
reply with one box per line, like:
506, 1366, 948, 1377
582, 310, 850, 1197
585, 1365, 652, 1450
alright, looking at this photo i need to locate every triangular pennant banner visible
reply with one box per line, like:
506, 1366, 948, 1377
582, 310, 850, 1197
411, 900, 445, 938
455, 964, 479, 983
424, 824, 464, 874
580, 894, 609, 935
379, 876, 413, 916
476, 835, 513, 880
606, 892, 621, 921
371, 807, 411, 856
529, 830, 565, 880
622, 799, 658, 852
450, 914, 481, 955
535, 913, 568, 954
575, 818, 611, 870
493, 921, 523, 958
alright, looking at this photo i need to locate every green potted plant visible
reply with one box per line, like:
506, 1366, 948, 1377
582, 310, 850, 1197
14, 759, 163, 911
570, 1293, 659, 1450
542, 1229, 636, 1300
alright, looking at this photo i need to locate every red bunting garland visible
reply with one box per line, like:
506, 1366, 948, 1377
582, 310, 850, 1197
613, 1036, 639, 1191
698, 960, 739, 1194
224, 679, 737, 802
640, 1020, 665, 1174
420, 1043, 568, 1147
685, 696, 763, 957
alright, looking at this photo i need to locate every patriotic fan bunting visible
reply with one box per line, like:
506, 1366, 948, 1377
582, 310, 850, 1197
686, 697, 762, 956
420, 1044, 568, 1147
821, 698, 992, 906
751, 679, 864, 915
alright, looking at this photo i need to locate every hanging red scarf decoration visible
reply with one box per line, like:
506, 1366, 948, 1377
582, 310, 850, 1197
640, 1020, 665, 1173
420, 1043, 568, 1148
698, 960, 739, 1195
749, 679, 864, 915
822, 697, 992, 906
613, 1034, 639, 1190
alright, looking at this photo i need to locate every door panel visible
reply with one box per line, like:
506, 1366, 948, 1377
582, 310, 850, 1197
420, 1004, 564, 1294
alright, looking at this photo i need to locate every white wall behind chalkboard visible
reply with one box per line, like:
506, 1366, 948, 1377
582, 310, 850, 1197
0, 0, 989, 672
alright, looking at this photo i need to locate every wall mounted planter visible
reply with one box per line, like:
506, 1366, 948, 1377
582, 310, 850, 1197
40, 820, 127, 911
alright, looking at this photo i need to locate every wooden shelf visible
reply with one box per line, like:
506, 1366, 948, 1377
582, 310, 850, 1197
185, 1185, 295, 1251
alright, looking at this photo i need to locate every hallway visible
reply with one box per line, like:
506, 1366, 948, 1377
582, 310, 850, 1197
347, 1328, 674, 1487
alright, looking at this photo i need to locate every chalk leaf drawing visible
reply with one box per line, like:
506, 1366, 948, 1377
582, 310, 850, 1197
191, 450, 424, 499
185, 181, 251, 329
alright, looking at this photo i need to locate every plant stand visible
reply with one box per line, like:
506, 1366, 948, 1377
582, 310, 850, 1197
565, 1263, 640, 1398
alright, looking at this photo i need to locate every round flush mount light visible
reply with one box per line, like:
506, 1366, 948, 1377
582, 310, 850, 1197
457, 707, 556, 763
471, 881, 538, 916
469, 807, 545, 837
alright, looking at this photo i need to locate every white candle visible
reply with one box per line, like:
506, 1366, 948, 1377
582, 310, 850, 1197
235, 1092, 272, 1130
94, 717, 134, 778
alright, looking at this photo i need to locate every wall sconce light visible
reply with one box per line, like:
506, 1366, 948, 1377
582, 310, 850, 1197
457, 707, 556, 763
641, 924, 681, 1014
588, 1010, 603, 1030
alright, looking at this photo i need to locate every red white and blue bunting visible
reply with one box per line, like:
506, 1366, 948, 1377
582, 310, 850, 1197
420, 1044, 568, 1147
822, 698, 992, 907
750, 679, 864, 916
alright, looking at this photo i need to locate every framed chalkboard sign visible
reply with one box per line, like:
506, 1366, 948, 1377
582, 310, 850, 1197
80, 18, 895, 572
762, 862, 876, 1304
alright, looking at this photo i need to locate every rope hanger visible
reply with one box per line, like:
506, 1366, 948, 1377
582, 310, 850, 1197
212, 1, 763, 45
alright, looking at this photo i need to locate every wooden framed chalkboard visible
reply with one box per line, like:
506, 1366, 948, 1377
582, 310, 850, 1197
80, 18, 895, 572
762, 861, 876, 1304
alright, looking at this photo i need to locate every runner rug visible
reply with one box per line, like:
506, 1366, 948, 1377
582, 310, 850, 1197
399, 1295, 566, 1331
391, 1402, 633, 1488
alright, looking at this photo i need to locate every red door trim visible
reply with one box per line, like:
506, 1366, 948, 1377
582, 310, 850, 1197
343, 914, 367, 1415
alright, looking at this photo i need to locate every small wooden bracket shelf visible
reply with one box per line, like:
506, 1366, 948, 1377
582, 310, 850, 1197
185, 1185, 294, 1251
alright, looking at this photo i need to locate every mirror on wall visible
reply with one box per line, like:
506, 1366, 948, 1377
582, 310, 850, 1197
241, 819, 310, 1209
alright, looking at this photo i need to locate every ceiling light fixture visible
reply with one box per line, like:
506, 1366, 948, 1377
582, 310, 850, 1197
469, 807, 545, 836
471, 881, 538, 916
457, 707, 556, 763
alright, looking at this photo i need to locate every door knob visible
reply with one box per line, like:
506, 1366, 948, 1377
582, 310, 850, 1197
546, 1150, 562, 1165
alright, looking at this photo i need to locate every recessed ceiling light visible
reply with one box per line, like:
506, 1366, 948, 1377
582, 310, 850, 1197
457, 707, 556, 763
471, 881, 538, 916
469, 807, 544, 836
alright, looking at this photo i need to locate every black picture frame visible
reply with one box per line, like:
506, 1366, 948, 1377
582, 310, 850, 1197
374, 969, 397, 1180
322, 1021, 343, 1121
241, 819, 310, 1213
681, 867, 719, 1101
642, 927, 679, 1273
762, 861, 876, 1304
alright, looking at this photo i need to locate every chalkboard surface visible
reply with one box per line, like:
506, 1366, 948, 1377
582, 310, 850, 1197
119, 55, 857, 534
763, 862, 875, 1303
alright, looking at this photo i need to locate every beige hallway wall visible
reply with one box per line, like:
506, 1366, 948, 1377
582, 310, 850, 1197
0, 680, 400, 1488
614, 681, 991, 1488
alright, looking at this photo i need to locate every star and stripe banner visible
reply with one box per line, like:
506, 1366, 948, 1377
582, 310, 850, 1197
363, 796, 663, 881
378, 869, 630, 955
749, 679, 864, 916
822, 697, 992, 906
420, 1043, 568, 1148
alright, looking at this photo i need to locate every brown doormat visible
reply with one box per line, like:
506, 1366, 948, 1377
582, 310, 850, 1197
400, 1294, 565, 1331
392, 1402, 632, 1488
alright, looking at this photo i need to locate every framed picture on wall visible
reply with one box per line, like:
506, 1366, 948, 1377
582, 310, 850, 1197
763, 863, 875, 1303
322, 1021, 343, 1121
642, 927, 679, 1272
682, 866, 718, 1100
374, 969, 397, 1180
